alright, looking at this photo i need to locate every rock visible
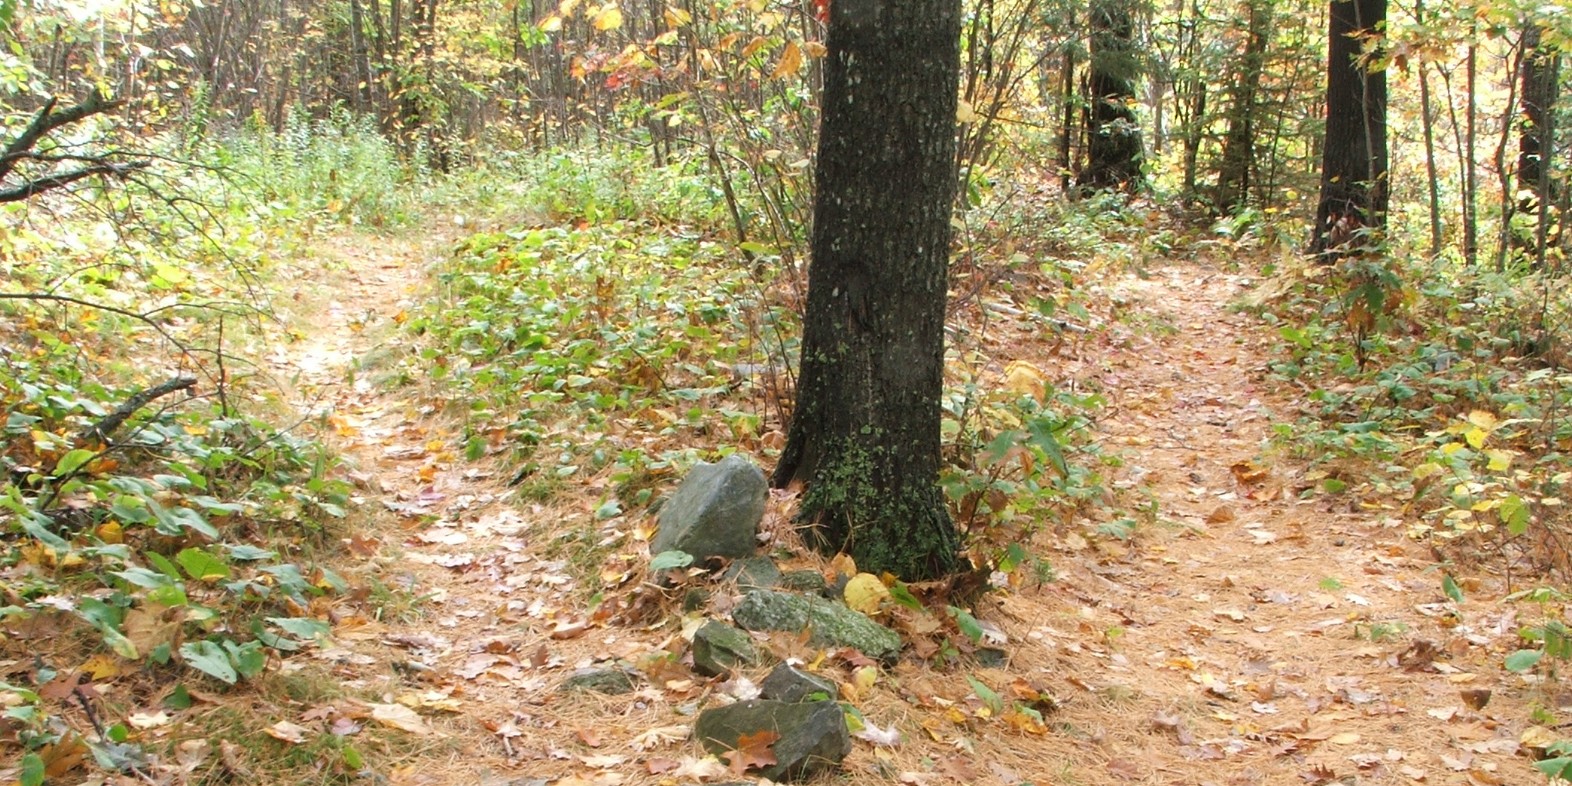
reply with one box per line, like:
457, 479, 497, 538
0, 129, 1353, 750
822, 572, 851, 600
732, 590, 901, 662
692, 620, 761, 678
974, 647, 1007, 668
695, 699, 850, 781
779, 569, 826, 593
557, 667, 636, 695
650, 455, 767, 561
683, 587, 712, 612
723, 556, 782, 592
760, 663, 837, 703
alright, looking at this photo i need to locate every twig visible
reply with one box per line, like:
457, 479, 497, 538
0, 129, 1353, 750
76, 376, 197, 445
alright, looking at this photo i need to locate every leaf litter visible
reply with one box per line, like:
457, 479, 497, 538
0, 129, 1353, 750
147, 227, 1550, 786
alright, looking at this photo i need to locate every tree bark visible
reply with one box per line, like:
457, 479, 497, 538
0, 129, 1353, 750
1516, 23, 1560, 264
1309, 0, 1386, 256
772, 0, 964, 581
1076, 0, 1145, 194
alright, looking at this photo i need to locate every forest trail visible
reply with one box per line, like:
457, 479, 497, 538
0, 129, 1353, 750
266, 229, 1542, 786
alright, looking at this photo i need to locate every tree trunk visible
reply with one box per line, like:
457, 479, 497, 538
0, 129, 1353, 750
1516, 23, 1560, 265
1076, 0, 1145, 193
1214, 0, 1270, 213
1059, 44, 1076, 192
772, 0, 964, 582
1309, 0, 1386, 256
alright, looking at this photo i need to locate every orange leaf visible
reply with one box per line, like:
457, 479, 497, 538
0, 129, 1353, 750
723, 730, 779, 774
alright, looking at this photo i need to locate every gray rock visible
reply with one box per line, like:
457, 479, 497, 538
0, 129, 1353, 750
692, 620, 761, 678
650, 455, 767, 561
732, 589, 902, 662
724, 556, 782, 592
779, 569, 826, 593
760, 663, 837, 703
974, 647, 1007, 668
557, 667, 636, 695
695, 699, 850, 781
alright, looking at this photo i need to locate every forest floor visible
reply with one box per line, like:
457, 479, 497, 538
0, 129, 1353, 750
262, 222, 1547, 786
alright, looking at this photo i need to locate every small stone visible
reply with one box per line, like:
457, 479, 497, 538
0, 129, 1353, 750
724, 556, 782, 591
692, 620, 761, 678
760, 663, 837, 703
779, 570, 827, 592
974, 647, 1007, 668
683, 587, 712, 612
557, 667, 636, 695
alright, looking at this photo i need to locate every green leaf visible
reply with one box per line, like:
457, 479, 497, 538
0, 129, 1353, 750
164, 685, 193, 710
1026, 418, 1068, 476
649, 550, 694, 571
19, 752, 43, 786
887, 581, 921, 611
267, 617, 330, 642
225, 640, 266, 679
999, 543, 1028, 574
1505, 649, 1544, 673
224, 544, 277, 561
1534, 757, 1572, 779
594, 499, 622, 519
1441, 574, 1463, 603
965, 675, 1003, 714
180, 641, 238, 684
949, 606, 984, 644
342, 744, 365, 769
175, 548, 230, 581
145, 551, 183, 580
1501, 494, 1529, 536
53, 448, 97, 477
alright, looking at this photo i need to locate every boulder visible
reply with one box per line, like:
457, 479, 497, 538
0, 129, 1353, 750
732, 589, 901, 662
760, 663, 837, 703
695, 699, 850, 781
650, 455, 767, 561
778, 569, 827, 593
692, 620, 761, 678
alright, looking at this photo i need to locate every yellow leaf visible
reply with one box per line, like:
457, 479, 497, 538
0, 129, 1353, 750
1412, 462, 1443, 480
957, 99, 979, 123
80, 654, 122, 680
558, 0, 581, 15
592, 5, 623, 30
843, 572, 889, 614
1328, 731, 1361, 744
853, 665, 878, 694
741, 35, 768, 58
539, 14, 562, 31
804, 41, 827, 57
664, 7, 691, 26
1486, 450, 1512, 472
1464, 427, 1486, 450
771, 40, 802, 78
1003, 360, 1046, 401
1467, 410, 1498, 430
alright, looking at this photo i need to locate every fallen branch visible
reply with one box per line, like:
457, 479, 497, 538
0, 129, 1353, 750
76, 376, 197, 445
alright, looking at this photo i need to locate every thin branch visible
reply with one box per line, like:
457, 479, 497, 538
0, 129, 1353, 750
0, 160, 150, 203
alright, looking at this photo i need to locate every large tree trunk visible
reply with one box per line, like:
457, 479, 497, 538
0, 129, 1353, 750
1516, 23, 1560, 264
1076, 0, 1144, 194
1309, 0, 1387, 256
772, 0, 964, 582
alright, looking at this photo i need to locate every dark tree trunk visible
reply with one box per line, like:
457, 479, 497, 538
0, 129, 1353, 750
1309, 0, 1387, 256
771, 0, 964, 582
1076, 0, 1144, 194
1516, 23, 1560, 263
1059, 44, 1077, 192
1215, 0, 1271, 213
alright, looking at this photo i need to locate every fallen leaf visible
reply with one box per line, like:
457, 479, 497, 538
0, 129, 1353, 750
579, 753, 629, 768
852, 719, 901, 746
369, 703, 435, 735
723, 730, 779, 775
265, 721, 311, 744
1329, 732, 1361, 745
631, 725, 690, 751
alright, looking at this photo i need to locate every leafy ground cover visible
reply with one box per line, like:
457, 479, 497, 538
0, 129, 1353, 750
5, 135, 1572, 786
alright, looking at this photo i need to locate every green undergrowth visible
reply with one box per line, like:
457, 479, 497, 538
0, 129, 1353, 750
0, 115, 426, 783
1251, 244, 1572, 748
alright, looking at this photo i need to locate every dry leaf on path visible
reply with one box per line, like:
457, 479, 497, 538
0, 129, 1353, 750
265, 721, 312, 744
370, 702, 436, 735
723, 730, 779, 775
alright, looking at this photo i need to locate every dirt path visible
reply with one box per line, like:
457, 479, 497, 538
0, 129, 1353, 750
267, 232, 1542, 786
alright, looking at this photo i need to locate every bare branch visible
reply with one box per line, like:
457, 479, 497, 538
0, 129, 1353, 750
0, 160, 149, 203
